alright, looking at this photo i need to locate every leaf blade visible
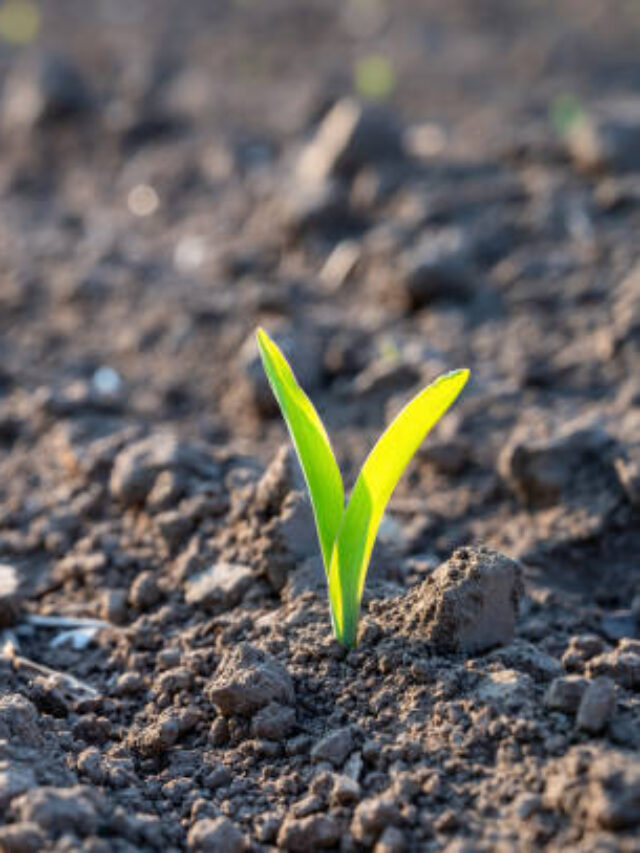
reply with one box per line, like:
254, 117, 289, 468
256, 328, 344, 573
328, 368, 470, 646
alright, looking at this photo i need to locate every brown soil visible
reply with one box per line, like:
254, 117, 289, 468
0, 2, 639, 851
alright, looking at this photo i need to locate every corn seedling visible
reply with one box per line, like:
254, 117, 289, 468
257, 328, 469, 648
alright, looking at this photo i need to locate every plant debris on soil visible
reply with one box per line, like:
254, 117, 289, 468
0, 2, 639, 851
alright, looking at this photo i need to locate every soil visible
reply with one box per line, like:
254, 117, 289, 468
0, 2, 639, 851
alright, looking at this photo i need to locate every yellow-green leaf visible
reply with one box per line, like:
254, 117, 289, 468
328, 369, 470, 647
256, 328, 344, 573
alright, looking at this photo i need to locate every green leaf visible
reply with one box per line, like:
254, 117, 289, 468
256, 327, 469, 649
328, 369, 470, 647
256, 328, 344, 573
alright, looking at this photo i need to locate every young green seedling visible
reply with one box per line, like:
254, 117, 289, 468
257, 328, 469, 648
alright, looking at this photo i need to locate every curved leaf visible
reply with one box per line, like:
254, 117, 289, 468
328, 368, 470, 647
256, 328, 344, 573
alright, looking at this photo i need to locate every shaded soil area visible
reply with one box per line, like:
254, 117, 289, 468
0, 2, 639, 851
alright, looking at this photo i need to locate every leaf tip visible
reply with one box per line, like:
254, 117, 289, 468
256, 327, 273, 360
457, 367, 471, 386
441, 367, 470, 390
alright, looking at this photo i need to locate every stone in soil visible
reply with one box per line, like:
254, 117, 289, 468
330, 773, 361, 806
205, 643, 295, 716
296, 97, 406, 186
0, 695, 43, 748
576, 677, 616, 734
128, 569, 162, 611
319, 239, 361, 291
351, 794, 402, 846
277, 813, 341, 852
250, 701, 296, 741
311, 726, 356, 768
187, 816, 246, 853
184, 562, 254, 613
389, 546, 523, 653
133, 706, 200, 756
110, 433, 219, 507
476, 669, 533, 711
544, 675, 588, 714
101, 587, 129, 625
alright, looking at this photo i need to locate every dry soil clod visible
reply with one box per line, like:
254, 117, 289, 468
383, 546, 524, 653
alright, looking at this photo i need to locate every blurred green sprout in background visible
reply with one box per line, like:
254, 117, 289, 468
354, 54, 396, 100
0, 0, 40, 45
550, 92, 586, 135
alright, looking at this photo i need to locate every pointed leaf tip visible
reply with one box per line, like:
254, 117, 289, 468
255, 326, 344, 575
328, 365, 470, 647
256, 326, 268, 350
